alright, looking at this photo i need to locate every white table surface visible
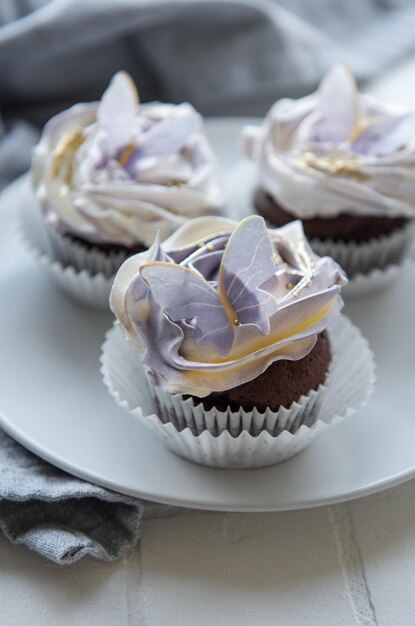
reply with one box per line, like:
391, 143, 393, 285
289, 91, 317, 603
3, 58, 415, 626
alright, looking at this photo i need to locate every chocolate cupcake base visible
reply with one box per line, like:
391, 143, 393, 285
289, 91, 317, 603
44, 223, 146, 278
254, 187, 409, 243
66, 233, 146, 256
253, 187, 414, 278
192, 333, 330, 413
148, 336, 332, 440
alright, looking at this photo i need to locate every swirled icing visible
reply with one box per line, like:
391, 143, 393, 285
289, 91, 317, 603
32, 72, 223, 248
242, 64, 415, 219
110, 215, 347, 397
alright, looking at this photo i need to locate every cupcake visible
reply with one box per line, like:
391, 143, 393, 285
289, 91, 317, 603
24, 71, 223, 308
242, 64, 415, 279
103, 214, 375, 468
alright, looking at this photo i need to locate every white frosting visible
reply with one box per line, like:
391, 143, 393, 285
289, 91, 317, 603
32, 72, 223, 248
242, 64, 415, 219
110, 216, 346, 397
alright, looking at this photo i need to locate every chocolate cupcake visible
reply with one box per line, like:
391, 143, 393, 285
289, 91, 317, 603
101, 214, 376, 469
197, 331, 331, 413
242, 64, 415, 278
24, 71, 223, 308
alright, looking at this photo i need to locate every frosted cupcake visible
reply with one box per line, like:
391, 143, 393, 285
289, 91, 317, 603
242, 64, 415, 278
24, 71, 223, 307
102, 215, 375, 468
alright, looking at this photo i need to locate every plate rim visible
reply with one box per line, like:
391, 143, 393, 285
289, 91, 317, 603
2, 120, 415, 512
1, 406, 415, 511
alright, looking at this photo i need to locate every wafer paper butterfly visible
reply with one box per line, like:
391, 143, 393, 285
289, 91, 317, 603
307, 64, 415, 155
97, 71, 199, 177
140, 216, 279, 358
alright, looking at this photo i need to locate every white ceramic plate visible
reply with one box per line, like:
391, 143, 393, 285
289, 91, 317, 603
1, 118, 415, 512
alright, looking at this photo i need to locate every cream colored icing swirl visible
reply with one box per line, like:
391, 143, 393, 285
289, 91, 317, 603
110, 215, 346, 397
32, 72, 223, 248
242, 64, 415, 219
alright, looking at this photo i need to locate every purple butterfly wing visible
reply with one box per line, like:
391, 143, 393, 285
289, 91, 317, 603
140, 263, 233, 357
129, 233, 168, 303
140, 116, 199, 157
311, 64, 360, 143
221, 216, 278, 334
351, 114, 415, 156
97, 71, 138, 153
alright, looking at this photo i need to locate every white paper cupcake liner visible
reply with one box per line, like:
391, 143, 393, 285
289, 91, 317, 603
44, 223, 130, 278
19, 202, 121, 310
339, 252, 415, 299
148, 369, 329, 438
101, 316, 376, 469
311, 223, 415, 279
226, 161, 415, 298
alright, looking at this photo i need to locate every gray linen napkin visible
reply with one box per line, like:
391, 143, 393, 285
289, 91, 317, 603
2, 0, 415, 564
0, 430, 142, 564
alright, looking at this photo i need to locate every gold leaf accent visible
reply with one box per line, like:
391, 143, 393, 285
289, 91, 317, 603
345, 120, 366, 144
58, 184, 70, 199
294, 151, 371, 182
165, 180, 185, 187
118, 143, 136, 166
51, 129, 85, 184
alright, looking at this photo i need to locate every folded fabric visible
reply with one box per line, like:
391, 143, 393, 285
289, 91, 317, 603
0, 430, 142, 564
2, 0, 415, 190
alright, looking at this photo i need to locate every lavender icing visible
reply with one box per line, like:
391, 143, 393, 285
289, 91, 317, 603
32, 72, 223, 249
242, 64, 415, 220
110, 215, 347, 397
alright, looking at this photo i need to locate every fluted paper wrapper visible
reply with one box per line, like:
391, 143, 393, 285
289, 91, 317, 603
44, 223, 129, 278
148, 375, 327, 438
19, 203, 125, 310
338, 252, 415, 299
311, 223, 414, 280
101, 316, 375, 469
226, 161, 415, 298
